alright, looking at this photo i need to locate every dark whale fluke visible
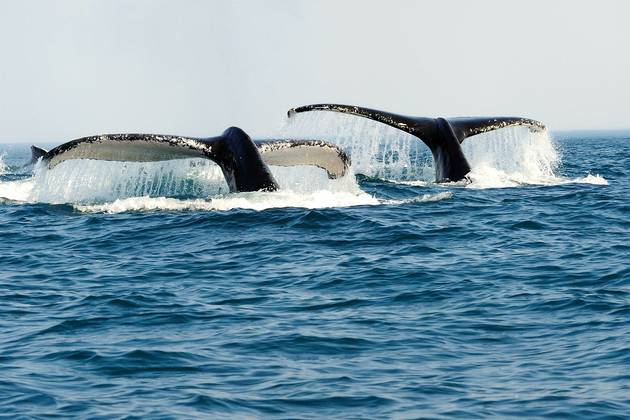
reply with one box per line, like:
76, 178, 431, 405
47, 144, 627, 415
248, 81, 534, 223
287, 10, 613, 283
288, 104, 546, 182
39, 127, 277, 192
32, 127, 351, 193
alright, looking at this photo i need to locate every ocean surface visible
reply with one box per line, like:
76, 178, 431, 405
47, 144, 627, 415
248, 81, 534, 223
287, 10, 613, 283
0, 114, 628, 418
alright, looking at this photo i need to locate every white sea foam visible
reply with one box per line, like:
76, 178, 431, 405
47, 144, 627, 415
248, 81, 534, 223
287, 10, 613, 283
572, 173, 608, 185
394, 180, 428, 187
385, 191, 453, 204
0, 154, 30, 202
74, 190, 378, 213
74, 190, 452, 214
279, 111, 433, 180
0, 178, 33, 202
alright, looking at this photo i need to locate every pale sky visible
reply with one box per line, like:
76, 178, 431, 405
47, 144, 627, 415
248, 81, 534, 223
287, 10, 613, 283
0, 0, 628, 143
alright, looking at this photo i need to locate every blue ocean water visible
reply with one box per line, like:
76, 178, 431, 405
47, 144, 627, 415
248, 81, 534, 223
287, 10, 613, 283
0, 123, 628, 418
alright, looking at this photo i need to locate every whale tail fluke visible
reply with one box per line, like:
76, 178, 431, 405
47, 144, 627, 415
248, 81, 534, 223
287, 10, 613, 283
39, 127, 278, 193
288, 104, 546, 182
34, 127, 351, 193
30, 145, 48, 165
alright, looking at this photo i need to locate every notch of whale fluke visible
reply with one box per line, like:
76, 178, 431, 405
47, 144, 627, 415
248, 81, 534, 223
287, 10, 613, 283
289, 104, 547, 183
31, 127, 352, 193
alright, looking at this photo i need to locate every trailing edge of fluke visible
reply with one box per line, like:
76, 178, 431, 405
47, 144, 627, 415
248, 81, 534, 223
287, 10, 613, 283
29, 104, 545, 192
288, 104, 546, 183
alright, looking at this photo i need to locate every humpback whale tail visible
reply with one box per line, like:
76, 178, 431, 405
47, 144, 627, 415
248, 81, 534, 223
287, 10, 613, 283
37, 127, 278, 192
32, 126, 350, 193
288, 104, 546, 182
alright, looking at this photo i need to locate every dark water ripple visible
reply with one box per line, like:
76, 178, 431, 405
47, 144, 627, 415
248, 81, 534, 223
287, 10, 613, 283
0, 136, 629, 418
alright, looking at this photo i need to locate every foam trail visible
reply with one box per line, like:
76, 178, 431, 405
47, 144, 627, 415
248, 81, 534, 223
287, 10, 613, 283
74, 190, 452, 214
75, 191, 376, 213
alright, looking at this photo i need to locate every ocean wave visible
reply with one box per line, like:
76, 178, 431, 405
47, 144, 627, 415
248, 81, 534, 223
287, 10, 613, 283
73, 190, 378, 213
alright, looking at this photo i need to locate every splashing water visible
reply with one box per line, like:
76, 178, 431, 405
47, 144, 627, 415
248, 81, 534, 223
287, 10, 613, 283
74, 190, 378, 213
0, 156, 384, 211
74, 190, 452, 214
0, 158, 227, 204
26, 157, 367, 204
0, 153, 7, 176
28, 158, 229, 204
462, 125, 558, 188
278, 111, 432, 180
0, 150, 457, 212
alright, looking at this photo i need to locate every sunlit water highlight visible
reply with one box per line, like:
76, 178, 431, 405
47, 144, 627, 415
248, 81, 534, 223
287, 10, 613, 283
0, 122, 627, 418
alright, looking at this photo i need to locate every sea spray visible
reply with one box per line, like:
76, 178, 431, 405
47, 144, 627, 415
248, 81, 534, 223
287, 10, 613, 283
462, 126, 561, 188
19, 155, 370, 206
0, 153, 7, 176
28, 158, 229, 204
278, 111, 433, 180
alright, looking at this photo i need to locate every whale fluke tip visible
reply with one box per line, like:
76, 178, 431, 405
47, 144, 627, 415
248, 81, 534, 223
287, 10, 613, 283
30, 145, 48, 165
289, 103, 548, 183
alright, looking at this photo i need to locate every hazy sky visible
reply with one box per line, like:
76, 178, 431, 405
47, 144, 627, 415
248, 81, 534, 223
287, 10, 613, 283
1, 0, 628, 142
